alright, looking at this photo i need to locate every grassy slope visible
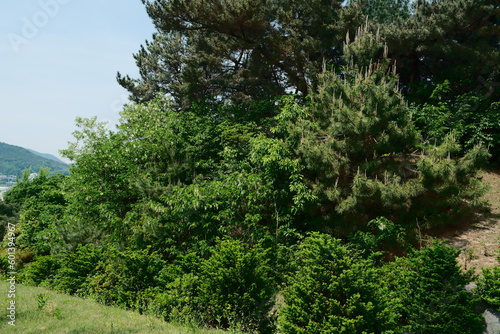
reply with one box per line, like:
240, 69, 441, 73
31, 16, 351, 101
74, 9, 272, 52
0, 281, 221, 334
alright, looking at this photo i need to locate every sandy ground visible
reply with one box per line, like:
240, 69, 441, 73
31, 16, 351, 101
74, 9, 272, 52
444, 169, 500, 276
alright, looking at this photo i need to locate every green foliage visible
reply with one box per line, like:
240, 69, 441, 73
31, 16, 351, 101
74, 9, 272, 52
349, 216, 410, 260
0, 201, 18, 240
278, 233, 396, 334
118, 0, 359, 106
60, 117, 140, 248
5, 3, 497, 332
59, 96, 309, 258
151, 240, 275, 332
381, 242, 484, 333
411, 81, 500, 161
36, 293, 48, 310
149, 272, 202, 326
381, 0, 499, 96
349, 0, 410, 24
7, 173, 67, 254
50, 244, 102, 295
0, 255, 9, 276
84, 248, 165, 311
279, 236, 484, 334
19, 255, 62, 286
196, 240, 275, 331
476, 266, 500, 311
4, 171, 65, 205
276, 29, 489, 237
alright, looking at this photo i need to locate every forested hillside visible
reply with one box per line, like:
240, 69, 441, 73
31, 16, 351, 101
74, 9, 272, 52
1, 0, 499, 333
0, 142, 69, 176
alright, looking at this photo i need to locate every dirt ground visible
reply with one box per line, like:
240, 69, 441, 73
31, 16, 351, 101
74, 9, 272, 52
444, 168, 500, 276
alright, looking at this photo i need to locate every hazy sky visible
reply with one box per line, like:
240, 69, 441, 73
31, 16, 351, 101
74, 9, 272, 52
0, 1, 156, 161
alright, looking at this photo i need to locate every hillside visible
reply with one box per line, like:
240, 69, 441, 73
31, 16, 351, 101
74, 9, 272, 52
0, 142, 69, 176
26, 149, 66, 164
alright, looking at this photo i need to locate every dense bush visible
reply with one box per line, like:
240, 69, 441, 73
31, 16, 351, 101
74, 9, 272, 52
381, 242, 484, 333
476, 266, 500, 311
50, 244, 102, 295
279, 236, 484, 334
196, 240, 275, 331
278, 233, 396, 334
0, 255, 9, 276
19, 255, 62, 286
0, 201, 18, 240
84, 248, 165, 311
5, 172, 67, 255
150, 240, 275, 332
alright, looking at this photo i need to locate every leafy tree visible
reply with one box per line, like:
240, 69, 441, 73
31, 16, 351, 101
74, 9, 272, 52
120, 0, 498, 108
382, 0, 500, 161
60, 117, 142, 250
4, 172, 67, 255
60, 97, 311, 257
411, 80, 500, 161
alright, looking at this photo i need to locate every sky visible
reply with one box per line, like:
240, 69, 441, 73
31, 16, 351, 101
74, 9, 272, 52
0, 0, 156, 162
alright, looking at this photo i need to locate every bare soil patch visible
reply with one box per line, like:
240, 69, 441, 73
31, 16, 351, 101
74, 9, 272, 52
443, 168, 500, 276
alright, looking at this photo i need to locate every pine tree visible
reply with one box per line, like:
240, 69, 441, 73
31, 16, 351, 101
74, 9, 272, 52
380, 0, 499, 94
118, 0, 361, 106
279, 27, 489, 236
120, 0, 498, 108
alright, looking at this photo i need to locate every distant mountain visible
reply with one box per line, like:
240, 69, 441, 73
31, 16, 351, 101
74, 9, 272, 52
27, 149, 66, 164
0, 142, 70, 176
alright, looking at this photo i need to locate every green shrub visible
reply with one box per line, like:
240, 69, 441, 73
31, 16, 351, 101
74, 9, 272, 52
381, 242, 484, 333
278, 233, 396, 334
476, 266, 500, 311
19, 255, 61, 286
196, 239, 275, 332
84, 248, 165, 311
349, 216, 411, 261
150, 240, 275, 332
148, 273, 201, 326
0, 255, 9, 276
50, 244, 102, 295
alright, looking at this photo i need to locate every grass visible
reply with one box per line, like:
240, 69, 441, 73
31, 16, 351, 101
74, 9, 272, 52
0, 280, 222, 334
